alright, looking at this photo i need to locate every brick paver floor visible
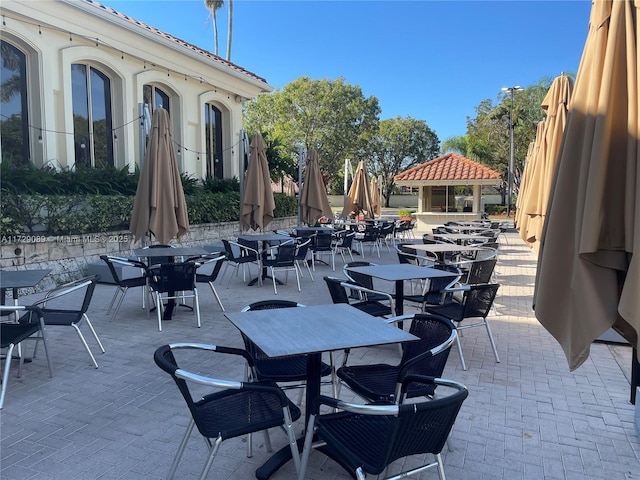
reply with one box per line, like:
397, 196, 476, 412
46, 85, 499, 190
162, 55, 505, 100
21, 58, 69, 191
1, 229, 638, 479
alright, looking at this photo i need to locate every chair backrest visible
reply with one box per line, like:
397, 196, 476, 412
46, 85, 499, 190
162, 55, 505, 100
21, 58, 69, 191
149, 262, 197, 292
343, 261, 377, 290
312, 232, 333, 251
153, 343, 254, 429
100, 255, 146, 285
144, 244, 174, 266
389, 379, 467, 461
397, 314, 457, 381
194, 255, 226, 282
311, 377, 468, 475
222, 239, 240, 261
293, 238, 311, 260
272, 243, 296, 267
461, 283, 500, 320
337, 231, 356, 249
396, 245, 419, 266
466, 257, 497, 285
40, 275, 100, 316
360, 225, 381, 242
323, 276, 350, 304
237, 238, 259, 259
239, 300, 304, 364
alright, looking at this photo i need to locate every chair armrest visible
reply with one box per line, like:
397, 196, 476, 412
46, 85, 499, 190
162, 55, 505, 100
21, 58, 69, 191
36, 278, 93, 304
230, 240, 260, 257
341, 281, 395, 315
310, 395, 400, 416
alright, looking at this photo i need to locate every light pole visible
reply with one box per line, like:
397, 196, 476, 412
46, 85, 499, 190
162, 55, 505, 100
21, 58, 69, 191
501, 85, 523, 218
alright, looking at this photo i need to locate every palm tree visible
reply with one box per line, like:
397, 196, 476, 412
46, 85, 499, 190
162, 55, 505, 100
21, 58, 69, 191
204, 0, 224, 56
226, 0, 233, 61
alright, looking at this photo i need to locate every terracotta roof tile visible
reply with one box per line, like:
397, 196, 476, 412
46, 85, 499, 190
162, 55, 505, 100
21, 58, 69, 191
83, 0, 268, 85
394, 153, 501, 182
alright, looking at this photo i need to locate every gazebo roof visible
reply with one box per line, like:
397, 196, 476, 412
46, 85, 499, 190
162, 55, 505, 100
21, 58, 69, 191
395, 152, 502, 186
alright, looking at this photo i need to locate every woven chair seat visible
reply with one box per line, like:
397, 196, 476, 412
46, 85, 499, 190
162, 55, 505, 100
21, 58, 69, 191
195, 381, 302, 440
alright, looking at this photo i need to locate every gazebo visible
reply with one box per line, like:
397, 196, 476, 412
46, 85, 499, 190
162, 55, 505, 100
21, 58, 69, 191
394, 153, 502, 230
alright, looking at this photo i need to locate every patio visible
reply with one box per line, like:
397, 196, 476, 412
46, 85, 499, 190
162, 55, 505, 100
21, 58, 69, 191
1, 228, 638, 480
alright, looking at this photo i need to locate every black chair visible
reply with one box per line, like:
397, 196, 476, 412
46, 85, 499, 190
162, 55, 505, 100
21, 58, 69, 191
221, 239, 261, 287
297, 377, 468, 480
426, 283, 500, 370
240, 300, 335, 399
100, 255, 150, 320
404, 264, 463, 312
154, 343, 302, 479
337, 313, 457, 403
262, 243, 300, 294
29, 275, 105, 368
0, 305, 54, 409
354, 224, 381, 258
342, 261, 392, 304
334, 230, 356, 264
323, 276, 395, 318
310, 231, 336, 271
147, 262, 200, 331
188, 254, 226, 311
292, 237, 314, 281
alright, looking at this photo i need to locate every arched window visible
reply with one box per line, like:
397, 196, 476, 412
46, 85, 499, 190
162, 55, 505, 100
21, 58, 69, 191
143, 84, 170, 114
71, 63, 113, 168
1, 40, 29, 166
204, 103, 223, 179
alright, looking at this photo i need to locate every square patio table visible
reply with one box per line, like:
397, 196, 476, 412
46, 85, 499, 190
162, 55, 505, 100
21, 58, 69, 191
349, 264, 457, 315
224, 303, 417, 479
1, 269, 52, 318
432, 233, 488, 245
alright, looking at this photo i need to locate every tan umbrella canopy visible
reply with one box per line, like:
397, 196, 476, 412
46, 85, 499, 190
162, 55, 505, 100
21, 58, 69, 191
299, 149, 332, 225
370, 175, 382, 217
534, 0, 639, 370
341, 160, 375, 220
241, 132, 276, 231
522, 74, 574, 249
130, 108, 189, 245
515, 140, 535, 235
518, 121, 545, 244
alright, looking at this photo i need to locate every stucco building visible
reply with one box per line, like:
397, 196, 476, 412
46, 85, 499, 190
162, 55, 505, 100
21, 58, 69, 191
0, 0, 271, 179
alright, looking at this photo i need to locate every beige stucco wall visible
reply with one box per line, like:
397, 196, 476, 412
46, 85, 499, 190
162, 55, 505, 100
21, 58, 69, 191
1, 0, 270, 179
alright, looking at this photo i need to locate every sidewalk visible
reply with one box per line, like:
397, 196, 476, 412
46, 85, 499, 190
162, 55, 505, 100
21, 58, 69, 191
1, 230, 638, 479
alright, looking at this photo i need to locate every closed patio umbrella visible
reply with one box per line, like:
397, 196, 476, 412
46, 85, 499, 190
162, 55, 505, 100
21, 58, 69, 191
534, 0, 639, 370
241, 132, 275, 231
370, 175, 381, 217
522, 74, 574, 249
130, 108, 189, 245
341, 160, 375, 220
299, 149, 332, 225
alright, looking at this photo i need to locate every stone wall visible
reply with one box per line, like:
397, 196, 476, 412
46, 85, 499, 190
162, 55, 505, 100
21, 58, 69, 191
0, 217, 298, 293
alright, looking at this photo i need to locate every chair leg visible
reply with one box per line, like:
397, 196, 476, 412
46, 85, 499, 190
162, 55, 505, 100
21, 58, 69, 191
294, 267, 301, 292
435, 452, 447, 480
484, 318, 500, 363
106, 287, 122, 315
199, 436, 223, 480
0, 344, 15, 409
156, 292, 163, 332
208, 282, 225, 311
455, 331, 467, 371
271, 267, 278, 294
167, 419, 195, 479
194, 289, 201, 328
71, 323, 100, 369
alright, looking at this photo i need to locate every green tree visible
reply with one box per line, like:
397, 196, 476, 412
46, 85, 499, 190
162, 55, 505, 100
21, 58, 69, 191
368, 116, 440, 207
204, 0, 224, 56
464, 78, 553, 202
243, 76, 381, 192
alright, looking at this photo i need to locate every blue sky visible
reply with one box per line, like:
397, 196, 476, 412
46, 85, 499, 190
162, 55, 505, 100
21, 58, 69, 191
101, 0, 592, 141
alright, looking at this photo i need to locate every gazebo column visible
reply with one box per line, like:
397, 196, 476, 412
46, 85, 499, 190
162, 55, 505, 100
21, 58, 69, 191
418, 186, 424, 213
473, 185, 481, 213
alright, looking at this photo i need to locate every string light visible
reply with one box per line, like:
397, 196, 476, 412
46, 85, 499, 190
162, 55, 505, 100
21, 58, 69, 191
3, 14, 247, 102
